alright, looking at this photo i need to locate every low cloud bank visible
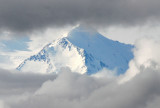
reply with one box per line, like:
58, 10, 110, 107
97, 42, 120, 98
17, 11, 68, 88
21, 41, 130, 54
0, 37, 160, 108
0, 69, 56, 98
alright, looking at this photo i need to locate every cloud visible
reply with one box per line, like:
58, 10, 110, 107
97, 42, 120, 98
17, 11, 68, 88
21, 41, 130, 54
0, 25, 74, 70
5, 66, 160, 108
98, 25, 160, 44
91, 68, 116, 79
1, 0, 160, 33
120, 37, 160, 83
0, 69, 56, 98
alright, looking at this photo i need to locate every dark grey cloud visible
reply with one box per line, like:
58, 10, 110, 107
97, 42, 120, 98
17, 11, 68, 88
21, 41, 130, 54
0, 0, 160, 33
0, 69, 56, 97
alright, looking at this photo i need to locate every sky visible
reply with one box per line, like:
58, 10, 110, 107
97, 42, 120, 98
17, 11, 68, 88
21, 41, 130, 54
0, 0, 160, 108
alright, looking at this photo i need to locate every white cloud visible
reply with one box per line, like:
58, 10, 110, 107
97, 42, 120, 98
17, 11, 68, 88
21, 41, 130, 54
120, 37, 160, 83
91, 68, 116, 79
0, 26, 75, 70
28, 26, 75, 52
98, 24, 160, 44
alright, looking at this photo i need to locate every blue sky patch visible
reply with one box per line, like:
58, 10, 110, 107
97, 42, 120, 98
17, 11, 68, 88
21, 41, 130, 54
0, 37, 31, 52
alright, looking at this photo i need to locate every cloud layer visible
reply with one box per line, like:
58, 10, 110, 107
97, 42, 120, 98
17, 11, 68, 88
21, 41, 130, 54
1, 0, 160, 32
4, 65, 160, 108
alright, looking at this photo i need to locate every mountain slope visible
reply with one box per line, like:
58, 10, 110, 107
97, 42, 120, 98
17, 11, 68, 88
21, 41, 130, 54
17, 26, 134, 75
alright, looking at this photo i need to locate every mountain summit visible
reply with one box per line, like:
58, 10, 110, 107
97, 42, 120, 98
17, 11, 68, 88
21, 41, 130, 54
17, 26, 134, 75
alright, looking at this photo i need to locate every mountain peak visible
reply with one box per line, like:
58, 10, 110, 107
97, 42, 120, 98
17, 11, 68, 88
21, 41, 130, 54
73, 25, 97, 33
67, 25, 99, 38
17, 26, 134, 75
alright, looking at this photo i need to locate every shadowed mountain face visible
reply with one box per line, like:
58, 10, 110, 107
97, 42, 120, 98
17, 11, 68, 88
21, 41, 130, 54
17, 26, 134, 75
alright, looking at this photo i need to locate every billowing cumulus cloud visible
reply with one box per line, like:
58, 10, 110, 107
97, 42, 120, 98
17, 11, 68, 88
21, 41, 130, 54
1, 0, 160, 33
120, 37, 160, 83
0, 37, 160, 108
5, 65, 160, 108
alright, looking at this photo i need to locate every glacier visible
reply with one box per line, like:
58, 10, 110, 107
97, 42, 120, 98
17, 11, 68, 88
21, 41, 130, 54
17, 26, 134, 75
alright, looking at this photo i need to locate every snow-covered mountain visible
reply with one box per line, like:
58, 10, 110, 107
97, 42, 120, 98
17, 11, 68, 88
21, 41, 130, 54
17, 26, 134, 75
